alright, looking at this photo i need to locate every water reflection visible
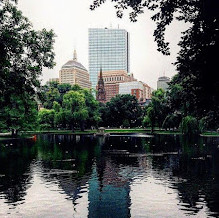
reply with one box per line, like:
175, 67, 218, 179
0, 134, 218, 217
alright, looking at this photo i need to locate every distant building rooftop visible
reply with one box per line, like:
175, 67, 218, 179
158, 76, 170, 81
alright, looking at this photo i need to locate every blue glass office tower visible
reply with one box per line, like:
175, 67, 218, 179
89, 28, 130, 89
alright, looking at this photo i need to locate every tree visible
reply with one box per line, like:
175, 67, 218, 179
180, 116, 199, 136
142, 89, 169, 132
63, 91, 89, 131
151, 89, 169, 129
103, 94, 142, 128
91, 0, 219, 129
1, 94, 38, 136
42, 85, 60, 109
38, 109, 55, 130
162, 113, 181, 130
143, 106, 156, 133
0, 1, 55, 135
82, 89, 101, 128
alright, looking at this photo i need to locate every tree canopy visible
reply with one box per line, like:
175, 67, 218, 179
91, 0, 219, 128
99, 94, 143, 128
0, 1, 55, 134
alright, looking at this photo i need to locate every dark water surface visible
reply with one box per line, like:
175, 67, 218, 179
0, 134, 218, 217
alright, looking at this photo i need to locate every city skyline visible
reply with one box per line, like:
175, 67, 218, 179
18, 0, 188, 89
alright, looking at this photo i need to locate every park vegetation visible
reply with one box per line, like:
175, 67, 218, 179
0, 0, 218, 136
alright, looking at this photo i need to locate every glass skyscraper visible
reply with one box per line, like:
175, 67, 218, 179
89, 28, 130, 89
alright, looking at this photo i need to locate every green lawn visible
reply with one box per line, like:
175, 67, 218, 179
201, 132, 219, 137
22, 128, 181, 135
1, 129, 218, 138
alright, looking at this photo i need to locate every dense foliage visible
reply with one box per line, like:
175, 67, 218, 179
0, 1, 55, 135
91, 0, 219, 132
99, 94, 143, 128
38, 83, 100, 131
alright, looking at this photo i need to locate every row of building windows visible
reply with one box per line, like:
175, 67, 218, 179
103, 76, 124, 82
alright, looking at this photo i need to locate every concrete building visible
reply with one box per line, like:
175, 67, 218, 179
97, 70, 136, 102
59, 50, 91, 89
119, 81, 144, 101
89, 28, 130, 90
143, 83, 152, 100
119, 81, 152, 101
157, 76, 170, 92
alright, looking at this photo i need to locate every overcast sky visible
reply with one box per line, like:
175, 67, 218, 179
18, 0, 187, 89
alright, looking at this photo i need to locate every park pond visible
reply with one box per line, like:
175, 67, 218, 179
0, 134, 218, 217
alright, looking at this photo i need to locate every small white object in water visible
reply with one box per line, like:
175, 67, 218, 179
135, 145, 137, 147
65, 151, 68, 153
10, 143, 13, 146
110, 145, 112, 147
59, 143, 61, 145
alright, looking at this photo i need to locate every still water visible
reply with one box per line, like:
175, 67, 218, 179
0, 134, 218, 217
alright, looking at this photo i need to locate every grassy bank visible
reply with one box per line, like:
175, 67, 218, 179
1, 129, 218, 138
200, 132, 219, 137
21, 128, 182, 135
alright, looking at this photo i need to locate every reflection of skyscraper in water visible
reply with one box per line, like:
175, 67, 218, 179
88, 157, 131, 218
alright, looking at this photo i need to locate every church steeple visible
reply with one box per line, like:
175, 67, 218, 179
73, 49, 77, 61
99, 67, 103, 80
96, 68, 106, 103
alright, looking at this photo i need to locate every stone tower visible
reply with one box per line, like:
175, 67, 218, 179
96, 68, 106, 103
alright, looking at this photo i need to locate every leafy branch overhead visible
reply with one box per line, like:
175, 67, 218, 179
91, 0, 219, 55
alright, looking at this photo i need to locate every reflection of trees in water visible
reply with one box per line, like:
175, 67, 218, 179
34, 134, 97, 207
0, 139, 36, 205
103, 134, 219, 216
0, 134, 218, 217
150, 136, 219, 216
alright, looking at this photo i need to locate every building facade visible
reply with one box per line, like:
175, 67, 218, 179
49, 78, 59, 83
89, 28, 130, 90
119, 81, 152, 102
59, 50, 91, 89
97, 70, 136, 102
157, 76, 170, 92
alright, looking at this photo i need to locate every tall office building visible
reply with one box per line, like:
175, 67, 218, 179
157, 76, 170, 92
89, 28, 130, 89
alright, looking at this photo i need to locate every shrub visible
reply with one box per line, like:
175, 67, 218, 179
180, 116, 199, 135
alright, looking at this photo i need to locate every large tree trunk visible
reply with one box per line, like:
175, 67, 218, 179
11, 129, 18, 138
